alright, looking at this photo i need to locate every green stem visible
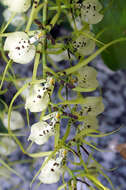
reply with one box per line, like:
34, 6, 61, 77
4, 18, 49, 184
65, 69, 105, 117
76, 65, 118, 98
0, 59, 13, 90
45, 66, 59, 78
25, 0, 40, 32
48, 5, 69, 11
42, 0, 48, 78
1, 12, 16, 33
32, 43, 42, 80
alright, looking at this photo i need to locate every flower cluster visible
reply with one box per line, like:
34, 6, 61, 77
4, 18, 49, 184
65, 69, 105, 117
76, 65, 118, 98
67, 0, 103, 57
0, 0, 113, 189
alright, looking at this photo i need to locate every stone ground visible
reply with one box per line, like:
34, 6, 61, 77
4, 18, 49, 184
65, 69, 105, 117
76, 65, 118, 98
0, 56, 126, 190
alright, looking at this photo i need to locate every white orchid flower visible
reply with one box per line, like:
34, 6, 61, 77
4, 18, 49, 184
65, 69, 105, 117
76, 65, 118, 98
4, 32, 36, 64
71, 31, 95, 56
76, 66, 99, 89
38, 149, 66, 184
28, 112, 59, 145
81, 0, 103, 24
25, 77, 54, 112
1, 0, 31, 13
3, 111, 25, 130
28, 121, 54, 145
82, 96, 104, 116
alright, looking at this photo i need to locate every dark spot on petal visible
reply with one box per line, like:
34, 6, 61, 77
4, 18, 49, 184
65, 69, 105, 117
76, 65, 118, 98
37, 95, 41, 99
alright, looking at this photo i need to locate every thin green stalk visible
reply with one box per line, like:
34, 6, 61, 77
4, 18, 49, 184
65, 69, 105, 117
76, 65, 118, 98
25, 0, 40, 32
48, 5, 68, 11
42, 0, 48, 78
0, 159, 24, 181
0, 59, 13, 90
1, 12, 16, 33
45, 66, 59, 78
32, 43, 42, 80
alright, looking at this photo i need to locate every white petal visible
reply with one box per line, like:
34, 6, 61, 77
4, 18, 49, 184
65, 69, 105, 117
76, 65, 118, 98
38, 156, 63, 184
39, 170, 60, 184
1, 0, 31, 13
4, 32, 27, 51
3, 111, 24, 130
8, 45, 35, 64
25, 93, 49, 112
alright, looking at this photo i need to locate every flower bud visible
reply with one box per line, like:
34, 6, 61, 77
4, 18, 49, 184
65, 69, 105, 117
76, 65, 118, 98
4, 32, 35, 64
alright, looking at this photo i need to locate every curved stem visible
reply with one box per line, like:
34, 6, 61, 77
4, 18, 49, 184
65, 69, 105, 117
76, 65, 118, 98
0, 59, 13, 90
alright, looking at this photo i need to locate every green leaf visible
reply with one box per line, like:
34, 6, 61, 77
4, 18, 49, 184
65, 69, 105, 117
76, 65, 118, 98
93, 0, 126, 70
